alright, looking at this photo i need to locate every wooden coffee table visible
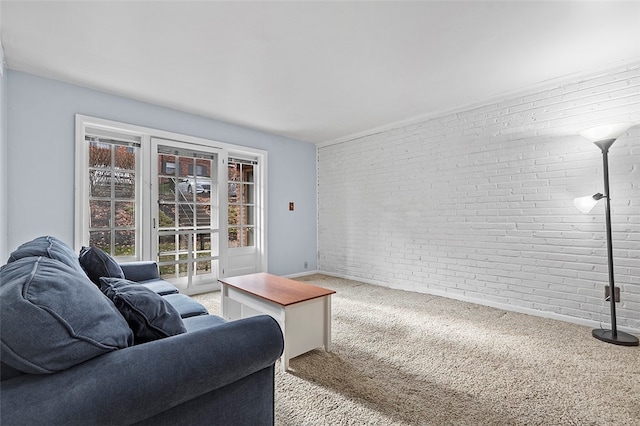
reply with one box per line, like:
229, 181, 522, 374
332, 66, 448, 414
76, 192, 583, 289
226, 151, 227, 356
219, 273, 335, 371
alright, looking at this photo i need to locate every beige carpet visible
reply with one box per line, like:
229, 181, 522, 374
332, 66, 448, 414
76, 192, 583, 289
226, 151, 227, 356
193, 274, 640, 425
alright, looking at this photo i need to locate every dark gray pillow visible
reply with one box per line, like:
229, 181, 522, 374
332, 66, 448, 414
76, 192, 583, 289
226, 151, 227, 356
79, 246, 125, 286
100, 277, 187, 344
0, 257, 133, 374
8, 236, 85, 275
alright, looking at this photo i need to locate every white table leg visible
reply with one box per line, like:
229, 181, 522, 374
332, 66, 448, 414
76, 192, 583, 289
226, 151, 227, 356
281, 308, 290, 371
221, 284, 229, 319
324, 295, 332, 352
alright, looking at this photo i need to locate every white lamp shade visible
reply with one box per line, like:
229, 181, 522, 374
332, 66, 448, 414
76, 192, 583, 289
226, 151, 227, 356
578, 122, 633, 142
574, 194, 604, 213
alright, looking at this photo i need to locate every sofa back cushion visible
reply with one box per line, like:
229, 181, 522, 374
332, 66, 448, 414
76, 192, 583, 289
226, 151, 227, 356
7, 236, 84, 275
100, 277, 187, 344
79, 246, 125, 286
0, 257, 133, 374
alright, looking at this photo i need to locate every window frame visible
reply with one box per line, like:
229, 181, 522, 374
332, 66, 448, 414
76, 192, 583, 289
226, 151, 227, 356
228, 158, 258, 249
75, 123, 145, 262
75, 115, 268, 275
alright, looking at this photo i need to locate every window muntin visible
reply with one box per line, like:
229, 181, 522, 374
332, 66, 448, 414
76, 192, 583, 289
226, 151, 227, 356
156, 145, 219, 282
77, 115, 267, 285
228, 159, 256, 248
86, 135, 140, 257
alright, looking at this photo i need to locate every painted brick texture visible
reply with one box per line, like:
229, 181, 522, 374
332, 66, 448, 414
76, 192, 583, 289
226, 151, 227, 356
318, 64, 640, 331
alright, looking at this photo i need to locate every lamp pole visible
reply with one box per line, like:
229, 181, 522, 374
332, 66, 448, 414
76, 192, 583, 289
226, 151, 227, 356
591, 139, 638, 346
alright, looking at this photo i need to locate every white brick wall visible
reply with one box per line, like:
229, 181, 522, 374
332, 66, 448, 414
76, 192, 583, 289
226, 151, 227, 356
318, 63, 640, 331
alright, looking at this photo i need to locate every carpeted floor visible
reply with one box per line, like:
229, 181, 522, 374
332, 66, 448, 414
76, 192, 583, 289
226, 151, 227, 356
193, 274, 640, 425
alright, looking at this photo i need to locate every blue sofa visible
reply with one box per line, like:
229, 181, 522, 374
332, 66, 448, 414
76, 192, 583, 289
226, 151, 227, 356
0, 236, 284, 425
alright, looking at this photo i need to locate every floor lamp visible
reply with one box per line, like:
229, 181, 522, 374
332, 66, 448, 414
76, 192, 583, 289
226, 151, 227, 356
574, 122, 639, 346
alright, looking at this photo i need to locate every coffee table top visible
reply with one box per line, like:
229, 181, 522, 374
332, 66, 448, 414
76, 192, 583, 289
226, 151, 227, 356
219, 273, 335, 306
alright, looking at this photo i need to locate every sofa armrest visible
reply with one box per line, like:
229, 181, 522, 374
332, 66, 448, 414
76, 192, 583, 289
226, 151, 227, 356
120, 261, 160, 282
1, 315, 284, 426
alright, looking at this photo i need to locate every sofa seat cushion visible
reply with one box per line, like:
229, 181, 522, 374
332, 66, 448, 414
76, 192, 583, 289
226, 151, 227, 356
7, 236, 85, 275
79, 246, 125, 286
137, 278, 180, 296
182, 314, 227, 332
0, 257, 133, 374
100, 278, 187, 344
162, 293, 209, 318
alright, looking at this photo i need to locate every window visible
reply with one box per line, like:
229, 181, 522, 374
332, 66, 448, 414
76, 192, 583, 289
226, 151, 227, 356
82, 130, 141, 259
76, 115, 267, 286
228, 158, 256, 248
155, 143, 220, 284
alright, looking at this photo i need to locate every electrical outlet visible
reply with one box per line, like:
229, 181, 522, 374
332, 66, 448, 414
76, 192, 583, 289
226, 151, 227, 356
605, 285, 620, 303
304, 261, 308, 269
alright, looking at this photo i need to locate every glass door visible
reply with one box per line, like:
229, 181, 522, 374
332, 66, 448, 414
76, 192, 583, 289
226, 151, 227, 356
152, 138, 225, 294
225, 157, 260, 276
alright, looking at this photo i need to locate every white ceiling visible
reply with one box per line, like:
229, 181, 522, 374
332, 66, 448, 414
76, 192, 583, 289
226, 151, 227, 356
2, 1, 639, 144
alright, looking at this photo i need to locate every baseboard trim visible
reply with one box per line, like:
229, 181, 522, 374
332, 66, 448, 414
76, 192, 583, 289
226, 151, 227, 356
284, 270, 320, 279
318, 270, 640, 336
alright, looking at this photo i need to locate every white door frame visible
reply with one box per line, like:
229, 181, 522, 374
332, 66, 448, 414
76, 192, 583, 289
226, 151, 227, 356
151, 137, 226, 295
75, 115, 268, 289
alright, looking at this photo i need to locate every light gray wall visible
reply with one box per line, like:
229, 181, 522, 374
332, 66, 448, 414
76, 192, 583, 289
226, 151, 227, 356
6, 70, 317, 276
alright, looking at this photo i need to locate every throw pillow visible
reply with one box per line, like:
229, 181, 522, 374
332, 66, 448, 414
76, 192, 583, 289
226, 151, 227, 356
0, 257, 133, 374
79, 246, 125, 286
100, 277, 187, 344
8, 235, 85, 275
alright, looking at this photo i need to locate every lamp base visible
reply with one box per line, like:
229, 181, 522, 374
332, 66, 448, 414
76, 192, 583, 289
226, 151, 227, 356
592, 329, 639, 346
